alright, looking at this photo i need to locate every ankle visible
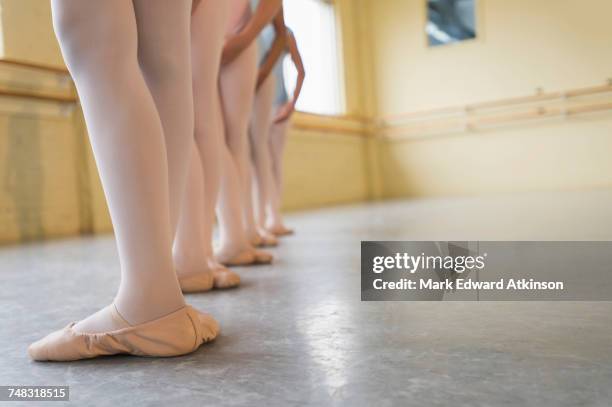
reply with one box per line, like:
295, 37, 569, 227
173, 249, 210, 277
115, 279, 185, 326
216, 238, 251, 257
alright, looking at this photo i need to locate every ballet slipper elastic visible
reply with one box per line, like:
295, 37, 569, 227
212, 267, 241, 289
178, 271, 214, 293
28, 305, 219, 362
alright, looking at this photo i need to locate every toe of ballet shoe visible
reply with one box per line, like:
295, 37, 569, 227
253, 250, 273, 264
28, 325, 92, 362
29, 306, 219, 362
178, 271, 214, 293
280, 228, 294, 236
213, 269, 241, 289
194, 311, 220, 341
261, 234, 279, 247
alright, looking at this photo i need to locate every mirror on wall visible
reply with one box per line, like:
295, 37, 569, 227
427, 0, 477, 47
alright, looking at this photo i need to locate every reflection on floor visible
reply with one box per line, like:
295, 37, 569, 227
2, 190, 612, 406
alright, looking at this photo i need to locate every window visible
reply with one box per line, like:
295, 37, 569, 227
427, 0, 477, 47
282, 0, 344, 115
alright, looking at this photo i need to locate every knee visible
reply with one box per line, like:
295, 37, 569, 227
52, 8, 132, 75
250, 141, 269, 162
227, 137, 246, 157
52, 7, 88, 67
224, 123, 248, 153
51, 1, 84, 42
138, 49, 186, 86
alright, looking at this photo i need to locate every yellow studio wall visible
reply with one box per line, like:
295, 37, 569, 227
367, 0, 612, 113
0, 0, 63, 66
379, 118, 612, 198
0, 1, 111, 243
364, 0, 612, 198
282, 130, 370, 210
283, 113, 371, 210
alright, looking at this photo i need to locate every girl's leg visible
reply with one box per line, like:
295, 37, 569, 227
49, 0, 184, 333
215, 43, 274, 263
216, 142, 272, 265
219, 41, 261, 244
216, 142, 250, 257
173, 0, 226, 274
267, 115, 292, 234
173, 0, 240, 288
250, 73, 276, 228
174, 146, 210, 278
133, 0, 194, 235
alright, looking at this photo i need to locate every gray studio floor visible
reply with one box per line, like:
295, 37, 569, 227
2, 190, 612, 406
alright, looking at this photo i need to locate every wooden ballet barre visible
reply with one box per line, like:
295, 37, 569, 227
0, 58, 69, 75
382, 82, 612, 124
292, 121, 366, 136
383, 101, 612, 138
564, 84, 612, 98
383, 105, 466, 123
0, 88, 77, 104
465, 92, 562, 113
566, 101, 612, 116
469, 84, 612, 112
296, 110, 365, 122
469, 107, 559, 127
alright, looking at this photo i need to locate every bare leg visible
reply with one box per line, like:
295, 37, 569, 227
49, 0, 184, 332
267, 114, 293, 235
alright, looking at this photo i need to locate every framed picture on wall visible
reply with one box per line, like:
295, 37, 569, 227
427, 0, 477, 47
